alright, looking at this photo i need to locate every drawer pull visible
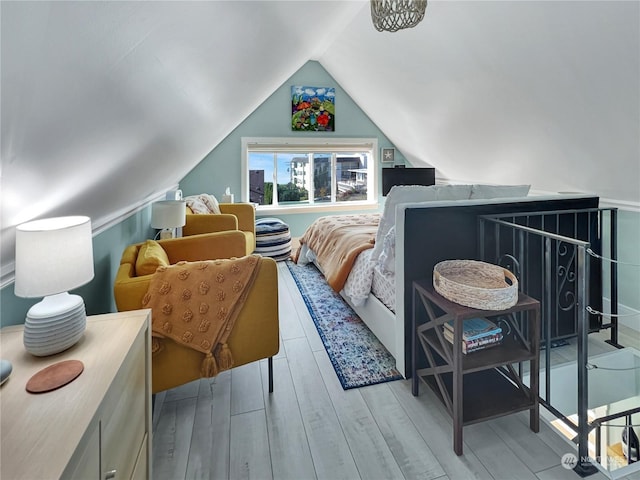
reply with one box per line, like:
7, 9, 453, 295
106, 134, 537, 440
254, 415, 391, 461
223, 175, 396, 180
104, 470, 117, 479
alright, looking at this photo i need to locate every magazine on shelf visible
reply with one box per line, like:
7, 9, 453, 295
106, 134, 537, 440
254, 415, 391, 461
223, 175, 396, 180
462, 340, 503, 354
442, 329, 504, 354
443, 317, 502, 341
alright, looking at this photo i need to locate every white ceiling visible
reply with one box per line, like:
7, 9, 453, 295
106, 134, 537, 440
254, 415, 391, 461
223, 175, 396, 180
2, 0, 639, 278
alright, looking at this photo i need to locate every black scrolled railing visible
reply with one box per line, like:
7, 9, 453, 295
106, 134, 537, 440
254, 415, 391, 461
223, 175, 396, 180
478, 207, 619, 477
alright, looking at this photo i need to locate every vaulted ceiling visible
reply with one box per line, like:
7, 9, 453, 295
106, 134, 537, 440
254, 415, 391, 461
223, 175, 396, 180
2, 1, 639, 278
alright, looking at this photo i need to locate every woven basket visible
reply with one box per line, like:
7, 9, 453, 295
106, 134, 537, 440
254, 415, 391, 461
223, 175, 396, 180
433, 260, 518, 311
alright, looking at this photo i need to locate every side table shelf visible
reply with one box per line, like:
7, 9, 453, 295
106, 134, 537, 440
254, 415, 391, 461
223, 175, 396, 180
411, 279, 540, 455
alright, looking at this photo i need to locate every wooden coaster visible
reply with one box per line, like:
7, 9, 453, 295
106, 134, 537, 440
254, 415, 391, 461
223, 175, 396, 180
26, 360, 84, 394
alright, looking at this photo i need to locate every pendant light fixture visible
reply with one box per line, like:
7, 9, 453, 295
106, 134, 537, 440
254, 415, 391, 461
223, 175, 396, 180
371, 0, 428, 32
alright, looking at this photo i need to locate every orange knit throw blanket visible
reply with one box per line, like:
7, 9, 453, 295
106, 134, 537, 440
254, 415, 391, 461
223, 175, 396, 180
142, 255, 260, 377
293, 213, 380, 292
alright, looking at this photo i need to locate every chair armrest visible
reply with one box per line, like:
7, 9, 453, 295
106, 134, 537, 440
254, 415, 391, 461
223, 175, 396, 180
113, 231, 248, 312
159, 231, 246, 262
183, 213, 238, 236
220, 203, 255, 235
114, 263, 153, 311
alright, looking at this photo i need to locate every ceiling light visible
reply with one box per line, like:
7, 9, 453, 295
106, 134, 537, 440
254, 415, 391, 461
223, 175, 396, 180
371, 0, 427, 32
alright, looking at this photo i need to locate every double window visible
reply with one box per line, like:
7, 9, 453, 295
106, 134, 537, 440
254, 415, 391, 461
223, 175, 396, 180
241, 137, 378, 212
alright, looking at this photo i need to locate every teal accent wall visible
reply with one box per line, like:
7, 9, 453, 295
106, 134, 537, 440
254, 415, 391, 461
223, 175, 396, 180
179, 60, 402, 237
0, 208, 154, 328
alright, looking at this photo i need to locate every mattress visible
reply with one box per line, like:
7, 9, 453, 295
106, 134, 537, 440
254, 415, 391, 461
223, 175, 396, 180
371, 265, 395, 312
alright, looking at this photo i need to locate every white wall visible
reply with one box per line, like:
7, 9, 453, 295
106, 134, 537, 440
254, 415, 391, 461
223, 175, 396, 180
320, 1, 640, 205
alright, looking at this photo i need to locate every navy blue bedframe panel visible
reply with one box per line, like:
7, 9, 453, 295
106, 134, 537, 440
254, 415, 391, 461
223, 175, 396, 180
402, 196, 600, 377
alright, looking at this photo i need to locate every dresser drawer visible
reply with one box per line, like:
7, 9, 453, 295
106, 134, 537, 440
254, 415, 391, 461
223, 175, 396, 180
64, 424, 100, 479
101, 332, 148, 479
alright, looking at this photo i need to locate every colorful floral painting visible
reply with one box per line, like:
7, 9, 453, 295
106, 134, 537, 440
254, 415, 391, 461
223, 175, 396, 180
291, 86, 335, 132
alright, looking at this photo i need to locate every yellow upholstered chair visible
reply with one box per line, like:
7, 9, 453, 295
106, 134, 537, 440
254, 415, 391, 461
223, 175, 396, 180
113, 231, 279, 393
183, 203, 256, 255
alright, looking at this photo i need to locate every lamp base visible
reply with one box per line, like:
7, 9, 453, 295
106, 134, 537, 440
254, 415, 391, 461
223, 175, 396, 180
159, 228, 175, 240
23, 292, 87, 357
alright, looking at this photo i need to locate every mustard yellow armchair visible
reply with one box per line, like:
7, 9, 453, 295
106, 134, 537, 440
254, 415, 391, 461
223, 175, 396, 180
183, 203, 256, 255
113, 231, 279, 393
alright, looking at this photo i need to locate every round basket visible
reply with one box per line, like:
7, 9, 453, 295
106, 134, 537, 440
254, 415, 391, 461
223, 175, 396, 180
433, 260, 518, 311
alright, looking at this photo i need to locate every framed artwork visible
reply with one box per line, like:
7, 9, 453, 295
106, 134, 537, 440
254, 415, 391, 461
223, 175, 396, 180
381, 148, 395, 163
291, 86, 335, 131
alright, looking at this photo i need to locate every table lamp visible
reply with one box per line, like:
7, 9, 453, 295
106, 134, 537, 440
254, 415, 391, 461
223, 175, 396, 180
14, 216, 94, 356
151, 200, 186, 239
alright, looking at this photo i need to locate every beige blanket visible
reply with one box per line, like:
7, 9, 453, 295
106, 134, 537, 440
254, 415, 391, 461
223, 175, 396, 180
294, 213, 380, 292
142, 255, 260, 377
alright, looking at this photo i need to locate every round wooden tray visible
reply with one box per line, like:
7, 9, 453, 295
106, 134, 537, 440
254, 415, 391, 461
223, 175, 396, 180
433, 259, 518, 311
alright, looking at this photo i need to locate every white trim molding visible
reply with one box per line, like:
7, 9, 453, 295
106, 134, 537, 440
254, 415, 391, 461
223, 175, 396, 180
0, 185, 178, 289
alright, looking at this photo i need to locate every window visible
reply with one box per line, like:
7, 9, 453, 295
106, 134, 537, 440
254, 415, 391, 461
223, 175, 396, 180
242, 137, 378, 212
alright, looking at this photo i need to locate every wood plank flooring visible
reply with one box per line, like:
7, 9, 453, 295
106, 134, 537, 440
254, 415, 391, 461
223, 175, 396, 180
152, 262, 640, 480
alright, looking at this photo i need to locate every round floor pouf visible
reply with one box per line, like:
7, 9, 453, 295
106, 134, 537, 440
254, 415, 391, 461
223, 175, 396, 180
255, 218, 292, 261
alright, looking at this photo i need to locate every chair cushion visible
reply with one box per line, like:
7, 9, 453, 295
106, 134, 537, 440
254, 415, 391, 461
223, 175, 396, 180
135, 240, 170, 276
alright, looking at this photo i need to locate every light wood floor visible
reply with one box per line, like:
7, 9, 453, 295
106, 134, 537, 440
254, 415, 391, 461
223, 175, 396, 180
151, 262, 640, 480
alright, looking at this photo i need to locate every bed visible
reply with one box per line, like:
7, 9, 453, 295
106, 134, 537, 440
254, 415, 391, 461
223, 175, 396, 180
295, 184, 601, 377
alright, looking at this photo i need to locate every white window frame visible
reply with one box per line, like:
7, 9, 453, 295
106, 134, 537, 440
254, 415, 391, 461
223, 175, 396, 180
241, 137, 379, 214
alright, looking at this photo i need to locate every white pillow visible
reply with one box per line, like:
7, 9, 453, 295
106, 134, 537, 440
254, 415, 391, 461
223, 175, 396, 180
371, 185, 438, 262
377, 225, 396, 275
434, 184, 473, 201
470, 184, 531, 199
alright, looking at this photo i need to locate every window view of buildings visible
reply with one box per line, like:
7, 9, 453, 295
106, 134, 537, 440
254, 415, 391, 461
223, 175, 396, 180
249, 152, 370, 207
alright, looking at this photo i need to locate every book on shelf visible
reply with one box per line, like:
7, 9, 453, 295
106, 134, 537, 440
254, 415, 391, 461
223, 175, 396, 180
462, 340, 503, 354
442, 328, 504, 354
443, 317, 502, 341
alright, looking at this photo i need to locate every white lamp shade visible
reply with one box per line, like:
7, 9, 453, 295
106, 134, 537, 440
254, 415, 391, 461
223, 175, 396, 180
151, 200, 186, 229
14, 216, 94, 298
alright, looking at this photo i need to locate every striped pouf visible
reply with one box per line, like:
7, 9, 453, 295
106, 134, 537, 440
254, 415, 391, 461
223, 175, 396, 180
255, 218, 292, 261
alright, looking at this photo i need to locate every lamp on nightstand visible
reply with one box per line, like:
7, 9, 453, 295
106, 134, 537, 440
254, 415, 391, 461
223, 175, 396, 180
14, 216, 94, 356
151, 200, 186, 239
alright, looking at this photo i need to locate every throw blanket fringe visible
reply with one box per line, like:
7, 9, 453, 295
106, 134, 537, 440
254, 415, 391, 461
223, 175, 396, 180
143, 255, 260, 377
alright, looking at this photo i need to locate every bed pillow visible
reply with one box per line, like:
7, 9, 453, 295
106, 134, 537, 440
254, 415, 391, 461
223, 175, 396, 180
377, 225, 396, 275
371, 185, 438, 263
470, 184, 531, 200
433, 184, 473, 201
135, 240, 170, 276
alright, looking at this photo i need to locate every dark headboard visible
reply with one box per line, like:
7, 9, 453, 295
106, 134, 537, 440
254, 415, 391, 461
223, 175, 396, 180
382, 167, 435, 196
401, 195, 601, 374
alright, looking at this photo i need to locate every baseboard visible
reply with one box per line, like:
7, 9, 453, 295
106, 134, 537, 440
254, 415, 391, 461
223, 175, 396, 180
602, 297, 640, 333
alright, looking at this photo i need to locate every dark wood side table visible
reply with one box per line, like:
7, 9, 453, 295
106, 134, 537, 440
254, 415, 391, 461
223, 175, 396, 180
411, 279, 540, 455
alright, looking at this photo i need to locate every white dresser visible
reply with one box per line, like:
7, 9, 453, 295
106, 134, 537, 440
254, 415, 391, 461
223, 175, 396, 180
0, 310, 152, 479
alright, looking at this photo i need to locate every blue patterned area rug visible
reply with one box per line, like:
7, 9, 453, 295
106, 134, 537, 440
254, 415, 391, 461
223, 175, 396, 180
286, 260, 402, 390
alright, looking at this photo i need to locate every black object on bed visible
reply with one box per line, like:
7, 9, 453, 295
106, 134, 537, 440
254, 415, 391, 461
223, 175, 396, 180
382, 167, 435, 196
